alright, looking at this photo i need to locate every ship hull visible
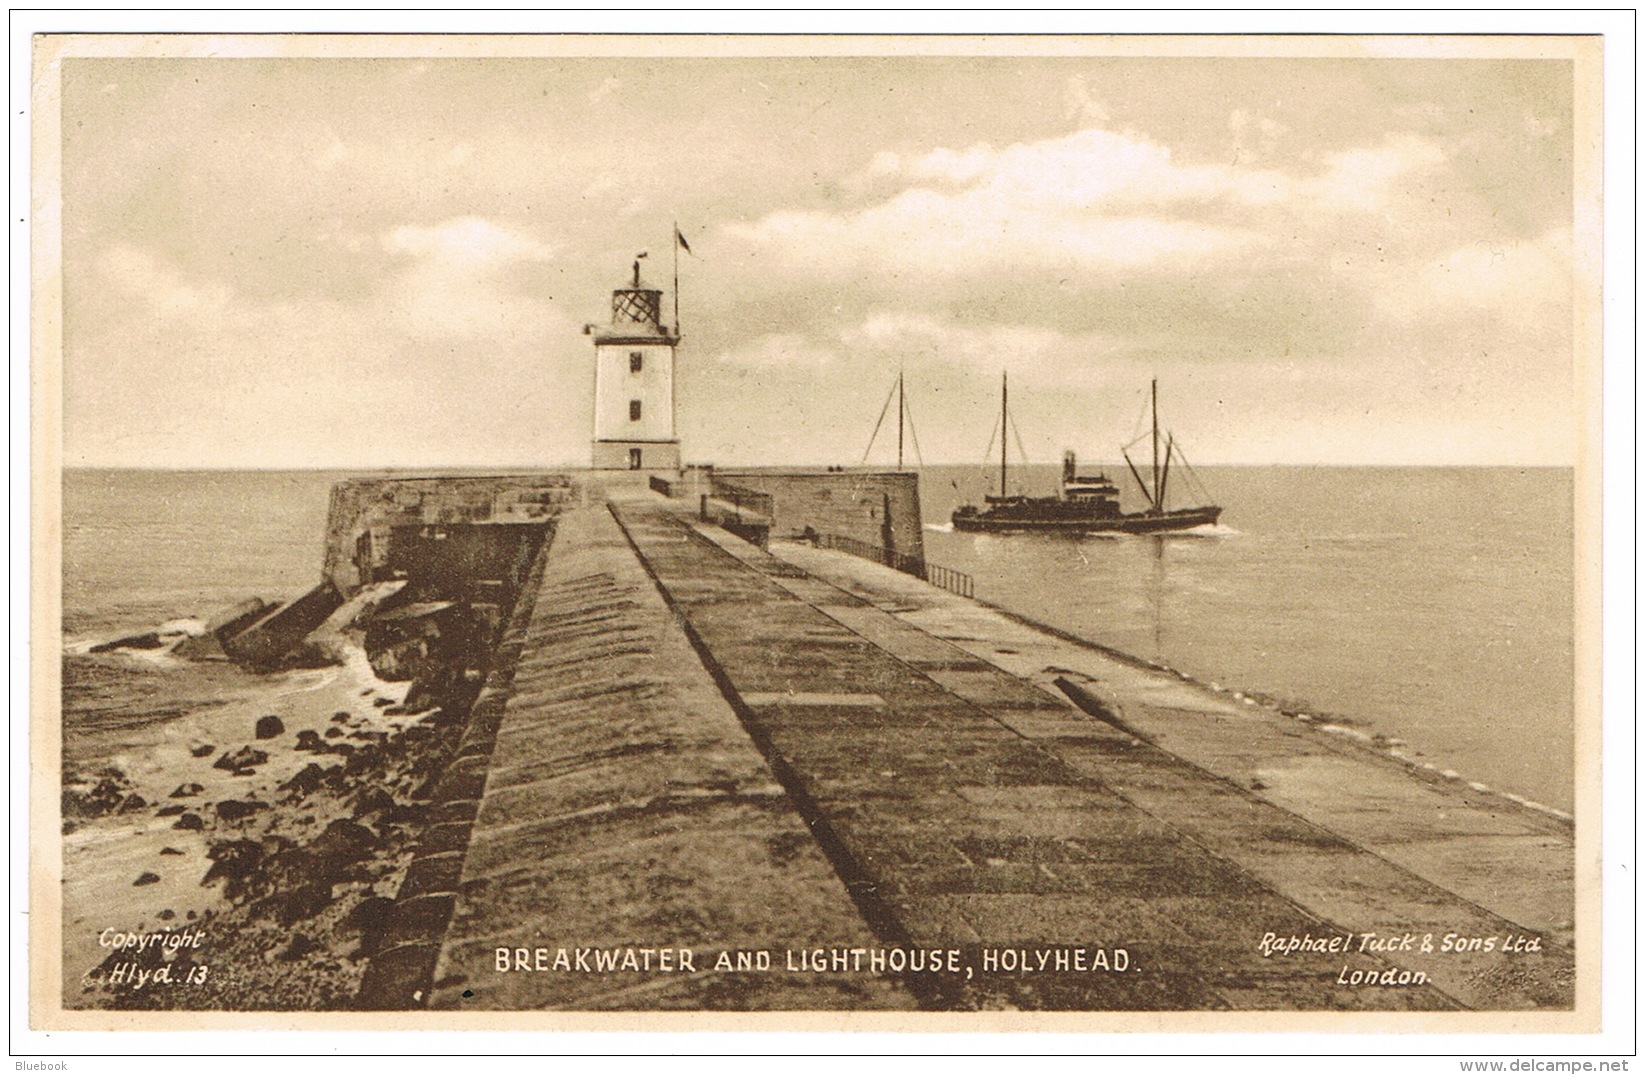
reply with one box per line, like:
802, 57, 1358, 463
951, 505, 1221, 535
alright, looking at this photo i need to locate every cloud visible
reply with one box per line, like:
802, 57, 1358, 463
95, 245, 233, 320
1378, 226, 1572, 332
379, 217, 563, 341
731, 125, 1449, 293
382, 216, 557, 265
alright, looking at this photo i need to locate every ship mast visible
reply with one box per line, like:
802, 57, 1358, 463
1150, 378, 1161, 514
1000, 373, 1009, 498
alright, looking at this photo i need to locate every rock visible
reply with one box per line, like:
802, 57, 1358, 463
255, 715, 286, 740
90, 632, 164, 653
272, 884, 331, 926
155, 803, 186, 818
387, 802, 429, 826
341, 896, 397, 957
261, 848, 319, 891
172, 812, 205, 831
62, 769, 133, 819
333, 710, 354, 722
279, 933, 321, 961
311, 819, 377, 865
215, 799, 271, 822
373, 697, 394, 708
201, 839, 265, 893
219, 582, 342, 671
343, 745, 382, 776
213, 746, 269, 772
278, 763, 329, 796
294, 729, 325, 752
159, 846, 185, 856
256, 850, 332, 925
133, 872, 160, 886
118, 793, 149, 813
189, 743, 216, 758
186, 911, 197, 921
156, 909, 176, 921
324, 727, 345, 739
350, 787, 396, 820
170, 783, 204, 798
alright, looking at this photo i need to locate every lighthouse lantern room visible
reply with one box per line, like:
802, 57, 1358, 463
590, 259, 681, 471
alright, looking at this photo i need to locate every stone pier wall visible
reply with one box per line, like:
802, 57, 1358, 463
709, 469, 924, 565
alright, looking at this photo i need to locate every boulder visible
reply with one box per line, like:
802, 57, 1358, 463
62, 770, 132, 819
189, 743, 216, 758
215, 799, 271, 822
219, 582, 342, 671
118, 794, 149, 813
213, 746, 269, 772
154, 803, 186, 818
171, 812, 205, 831
277, 763, 330, 796
311, 819, 377, 866
159, 846, 185, 856
170, 783, 204, 798
90, 632, 163, 653
350, 787, 396, 821
254, 715, 285, 740
340, 896, 397, 957
271, 883, 331, 927
279, 933, 321, 961
133, 872, 160, 886
294, 729, 325, 753
201, 838, 265, 893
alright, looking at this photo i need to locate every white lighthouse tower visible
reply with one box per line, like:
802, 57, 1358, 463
589, 259, 681, 471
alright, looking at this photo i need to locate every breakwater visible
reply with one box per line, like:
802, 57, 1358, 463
65, 469, 1577, 1013
353, 475, 1571, 1012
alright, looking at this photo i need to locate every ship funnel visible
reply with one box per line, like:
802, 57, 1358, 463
1063, 450, 1076, 485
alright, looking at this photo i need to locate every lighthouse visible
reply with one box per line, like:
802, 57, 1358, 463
589, 259, 681, 471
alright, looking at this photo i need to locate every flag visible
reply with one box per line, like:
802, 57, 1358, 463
674, 226, 693, 255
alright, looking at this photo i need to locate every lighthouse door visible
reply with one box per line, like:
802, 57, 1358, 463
628, 448, 643, 470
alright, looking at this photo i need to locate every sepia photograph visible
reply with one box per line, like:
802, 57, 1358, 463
25, 26, 1617, 1043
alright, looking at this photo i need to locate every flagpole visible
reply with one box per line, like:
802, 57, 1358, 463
672, 221, 681, 337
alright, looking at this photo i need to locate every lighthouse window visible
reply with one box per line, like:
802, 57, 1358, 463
629, 400, 642, 421
630, 351, 643, 373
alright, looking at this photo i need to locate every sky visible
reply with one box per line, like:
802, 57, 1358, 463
54, 45, 1586, 468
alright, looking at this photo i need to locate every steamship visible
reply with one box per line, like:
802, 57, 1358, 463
950, 376, 1222, 535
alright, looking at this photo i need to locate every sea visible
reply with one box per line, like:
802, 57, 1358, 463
59, 465, 1577, 815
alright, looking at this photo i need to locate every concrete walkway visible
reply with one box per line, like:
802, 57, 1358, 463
409, 494, 1574, 1011
610, 500, 1573, 1010
426, 506, 914, 1010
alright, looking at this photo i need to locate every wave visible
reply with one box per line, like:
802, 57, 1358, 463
1193, 681, 1573, 823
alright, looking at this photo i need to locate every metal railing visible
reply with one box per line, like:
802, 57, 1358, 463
814, 532, 974, 599
924, 561, 975, 599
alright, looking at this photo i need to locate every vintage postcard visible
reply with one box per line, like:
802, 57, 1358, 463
27, 28, 1614, 1042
